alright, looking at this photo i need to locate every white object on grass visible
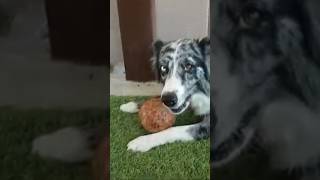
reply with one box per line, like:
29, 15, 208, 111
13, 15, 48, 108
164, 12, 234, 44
120, 101, 139, 113
32, 127, 93, 163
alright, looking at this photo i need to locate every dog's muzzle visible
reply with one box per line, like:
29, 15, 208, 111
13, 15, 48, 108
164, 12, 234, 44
161, 92, 178, 108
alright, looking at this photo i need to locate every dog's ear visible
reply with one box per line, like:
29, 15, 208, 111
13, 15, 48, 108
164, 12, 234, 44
304, 0, 320, 64
198, 37, 210, 57
153, 40, 165, 55
150, 40, 165, 81
277, 1, 320, 105
197, 37, 210, 78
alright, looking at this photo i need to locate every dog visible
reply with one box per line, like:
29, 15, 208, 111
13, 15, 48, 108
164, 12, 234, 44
211, 0, 320, 179
127, 38, 211, 152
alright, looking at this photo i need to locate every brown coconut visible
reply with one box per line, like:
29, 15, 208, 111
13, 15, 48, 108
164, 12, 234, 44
139, 97, 175, 133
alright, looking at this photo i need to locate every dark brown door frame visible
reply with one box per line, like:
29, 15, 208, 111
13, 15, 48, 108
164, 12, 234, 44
45, 0, 107, 65
117, 0, 155, 82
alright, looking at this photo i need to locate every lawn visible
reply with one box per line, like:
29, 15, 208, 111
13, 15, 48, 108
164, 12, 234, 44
0, 107, 105, 180
110, 96, 210, 180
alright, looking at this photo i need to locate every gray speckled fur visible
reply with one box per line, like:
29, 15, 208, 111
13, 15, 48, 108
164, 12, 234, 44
126, 38, 211, 153
152, 38, 210, 139
212, 0, 320, 179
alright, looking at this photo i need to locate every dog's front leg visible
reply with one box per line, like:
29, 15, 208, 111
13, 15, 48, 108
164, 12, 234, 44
127, 117, 210, 152
211, 125, 255, 167
211, 103, 259, 167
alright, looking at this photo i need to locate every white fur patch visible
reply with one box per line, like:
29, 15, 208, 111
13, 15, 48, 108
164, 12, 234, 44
171, 40, 181, 61
161, 40, 186, 107
191, 93, 210, 115
127, 125, 195, 152
120, 101, 139, 113
161, 75, 185, 107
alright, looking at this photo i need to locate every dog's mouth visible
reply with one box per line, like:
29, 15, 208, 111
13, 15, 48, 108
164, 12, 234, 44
166, 96, 192, 115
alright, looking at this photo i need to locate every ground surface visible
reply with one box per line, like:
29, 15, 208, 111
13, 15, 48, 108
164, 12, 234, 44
110, 96, 210, 180
110, 96, 298, 180
0, 107, 104, 180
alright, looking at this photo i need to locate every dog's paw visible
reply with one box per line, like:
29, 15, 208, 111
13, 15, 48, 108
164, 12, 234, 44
127, 135, 153, 152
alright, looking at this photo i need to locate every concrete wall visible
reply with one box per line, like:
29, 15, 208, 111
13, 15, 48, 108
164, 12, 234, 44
154, 0, 209, 41
0, 0, 107, 108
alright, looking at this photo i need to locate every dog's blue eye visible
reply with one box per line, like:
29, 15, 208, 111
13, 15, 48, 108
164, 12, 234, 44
160, 66, 168, 74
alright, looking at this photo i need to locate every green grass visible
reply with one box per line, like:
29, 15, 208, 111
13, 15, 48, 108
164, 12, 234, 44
110, 96, 210, 180
0, 107, 105, 180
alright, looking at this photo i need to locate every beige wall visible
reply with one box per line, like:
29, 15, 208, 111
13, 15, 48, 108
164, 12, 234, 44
154, 0, 209, 41
110, 0, 209, 66
110, 0, 124, 67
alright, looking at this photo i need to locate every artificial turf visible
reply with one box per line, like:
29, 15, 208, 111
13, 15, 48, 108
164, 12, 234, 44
0, 107, 105, 180
110, 96, 210, 180
110, 96, 298, 180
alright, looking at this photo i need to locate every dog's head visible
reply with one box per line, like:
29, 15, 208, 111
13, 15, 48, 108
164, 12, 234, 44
151, 38, 210, 114
210, 0, 320, 167
213, 0, 320, 90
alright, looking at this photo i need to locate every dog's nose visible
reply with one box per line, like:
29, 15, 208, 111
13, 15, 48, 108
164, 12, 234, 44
161, 92, 177, 107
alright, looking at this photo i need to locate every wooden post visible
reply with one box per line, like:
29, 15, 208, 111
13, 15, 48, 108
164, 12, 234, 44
117, 0, 155, 81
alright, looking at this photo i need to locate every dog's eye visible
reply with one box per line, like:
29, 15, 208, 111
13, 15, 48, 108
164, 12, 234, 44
160, 65, 168, 75
184, 63, 194, 72
241, 6, 262, 28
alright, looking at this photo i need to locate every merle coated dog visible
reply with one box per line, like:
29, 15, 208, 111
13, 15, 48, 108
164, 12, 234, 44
127, 38, 210, 152
212, 0, 320, 179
